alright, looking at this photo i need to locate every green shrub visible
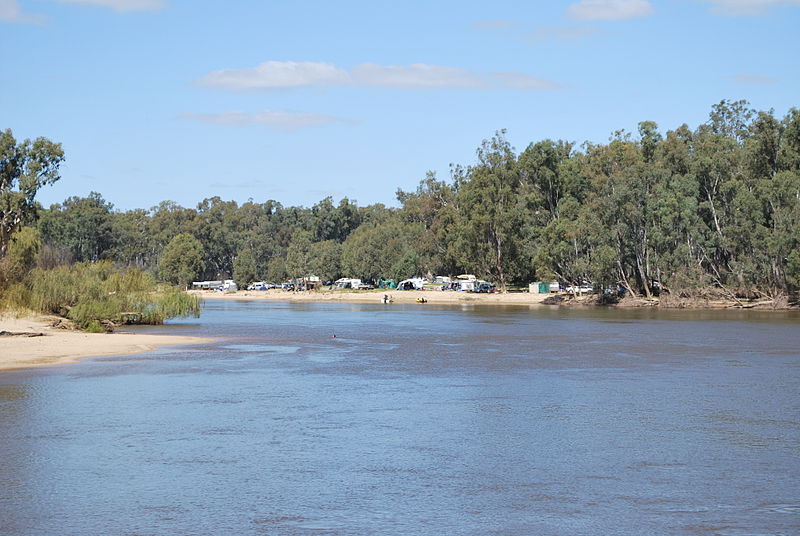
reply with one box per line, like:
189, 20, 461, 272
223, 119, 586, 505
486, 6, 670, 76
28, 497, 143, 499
0, 261, 200, 330
85, 320, 106, 333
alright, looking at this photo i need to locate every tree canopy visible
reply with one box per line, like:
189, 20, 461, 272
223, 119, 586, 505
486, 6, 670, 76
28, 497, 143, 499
159, 233, 205, 289
0, 129, 63, 254
4, 101, 799, 303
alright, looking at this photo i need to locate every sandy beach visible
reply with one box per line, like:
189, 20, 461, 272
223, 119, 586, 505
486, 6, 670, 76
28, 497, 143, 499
190, 288, 553, 305
0, 313, 211, 373
193, 289, 796, 310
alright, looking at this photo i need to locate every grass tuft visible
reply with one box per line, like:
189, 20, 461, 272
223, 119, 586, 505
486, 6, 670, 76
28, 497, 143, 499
0, 261, 200, 330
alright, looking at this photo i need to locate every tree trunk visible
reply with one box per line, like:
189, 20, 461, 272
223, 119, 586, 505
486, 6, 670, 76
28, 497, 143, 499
493, 228, 506, 292
618, 260, 636, 298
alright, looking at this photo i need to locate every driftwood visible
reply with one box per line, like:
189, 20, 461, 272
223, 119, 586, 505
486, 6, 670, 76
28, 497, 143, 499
0, 330, 45, 337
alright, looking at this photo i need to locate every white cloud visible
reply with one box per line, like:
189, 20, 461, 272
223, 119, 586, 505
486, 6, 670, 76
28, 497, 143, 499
699, 0, 800, 15
731, 73, 779, 84
3, 0, 164, 21
53, 0, 166, 12
490, 72, 564, 91
195, 61, 349, 91
351, 63, 487, 89
177, 110, 351, 131
0, 0, 44, 23
195, 60, 561, 92
0, 0, 22, 21
567, 0, 654, 20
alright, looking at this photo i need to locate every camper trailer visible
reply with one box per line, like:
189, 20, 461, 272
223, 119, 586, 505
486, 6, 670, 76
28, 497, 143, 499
192, 280, 223, 290
396, 278, 426, 290
222, 279, 238, 292
334, 278, 363, 289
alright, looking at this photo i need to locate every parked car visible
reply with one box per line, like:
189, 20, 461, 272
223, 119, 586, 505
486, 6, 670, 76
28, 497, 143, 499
475, 282, 497, 293
565, 283, 594, 294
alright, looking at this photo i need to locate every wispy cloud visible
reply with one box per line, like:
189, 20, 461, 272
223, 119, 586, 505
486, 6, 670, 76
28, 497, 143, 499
195, 61, 348, 91
196, 61, 561, 92
567, 0, 654, 20
2, 0, 164, 22
730, 73, 779, 84
699, 0, 800, 15
53, 0, 166, 12
177, 110, 353, 131
351, 63, 488, 89
490, 72, 564, 91
525, 25, 602, 42
0, 0, 44, 23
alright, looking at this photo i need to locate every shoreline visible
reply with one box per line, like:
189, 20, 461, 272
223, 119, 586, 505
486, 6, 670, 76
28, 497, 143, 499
190, 289, 552, 305
3, 289, 793, 373
0, 313, 212, 373
192, 289, 798, 311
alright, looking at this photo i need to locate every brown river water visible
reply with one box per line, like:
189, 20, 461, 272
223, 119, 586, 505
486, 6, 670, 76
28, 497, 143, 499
1, 299, 798, 535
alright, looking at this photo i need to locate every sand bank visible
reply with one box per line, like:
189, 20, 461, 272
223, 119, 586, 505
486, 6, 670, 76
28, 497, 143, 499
190, 288, 552, 305
0, 314, 211, 373
192, 289, 796, 310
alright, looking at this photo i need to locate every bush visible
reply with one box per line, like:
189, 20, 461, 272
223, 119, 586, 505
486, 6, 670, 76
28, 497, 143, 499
0, 261, 200, 330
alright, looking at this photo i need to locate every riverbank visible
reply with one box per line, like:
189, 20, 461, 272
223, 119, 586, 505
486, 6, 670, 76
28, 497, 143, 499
191, 289, 797, 310
190, 289, 552, 305
0, 313, 211, 372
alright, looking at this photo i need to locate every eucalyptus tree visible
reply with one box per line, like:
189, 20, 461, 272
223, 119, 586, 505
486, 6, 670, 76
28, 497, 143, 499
517, 139, 575, 222
341, 217, 423, 282
396, 171, 459, 277
307, 240, 342, 282
285, 230, 314, 280
232, 247, 258, 288
311, 197, 338, 242
194, 196, 245, 278
111, 208, 154, 268
39, 192, 116, 262
451, 131, 526, 290
159, 233, 205, 289
0, 129, 64, 254
148, 200, 198, 257
743, 108, 800, 296
582, 132, 652, 296
534, 196, 615, 291
647, 125, 705, 294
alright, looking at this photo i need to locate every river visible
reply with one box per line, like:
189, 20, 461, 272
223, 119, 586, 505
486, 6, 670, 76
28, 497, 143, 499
1, 299, 798, 535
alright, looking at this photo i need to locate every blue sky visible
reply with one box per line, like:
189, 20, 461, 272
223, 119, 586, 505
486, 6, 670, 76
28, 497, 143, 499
2, 0, 798, 211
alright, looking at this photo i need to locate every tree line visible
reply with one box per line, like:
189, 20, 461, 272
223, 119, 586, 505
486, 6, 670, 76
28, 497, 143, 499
2, 100, 799, 303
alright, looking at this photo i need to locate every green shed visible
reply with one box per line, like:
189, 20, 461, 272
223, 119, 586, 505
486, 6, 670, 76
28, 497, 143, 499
529, 281, 550, 294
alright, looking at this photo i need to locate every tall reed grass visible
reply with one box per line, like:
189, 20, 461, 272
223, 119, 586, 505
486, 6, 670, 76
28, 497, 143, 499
1, 261, 200, 330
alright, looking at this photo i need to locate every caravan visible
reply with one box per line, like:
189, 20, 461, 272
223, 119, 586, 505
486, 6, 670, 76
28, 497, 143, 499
334, 278, 363, 289
222, 279, 238, 292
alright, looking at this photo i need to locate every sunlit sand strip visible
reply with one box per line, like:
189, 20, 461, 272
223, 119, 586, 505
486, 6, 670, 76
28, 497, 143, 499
190, 289, 553, 305
0, 314, 212, 372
